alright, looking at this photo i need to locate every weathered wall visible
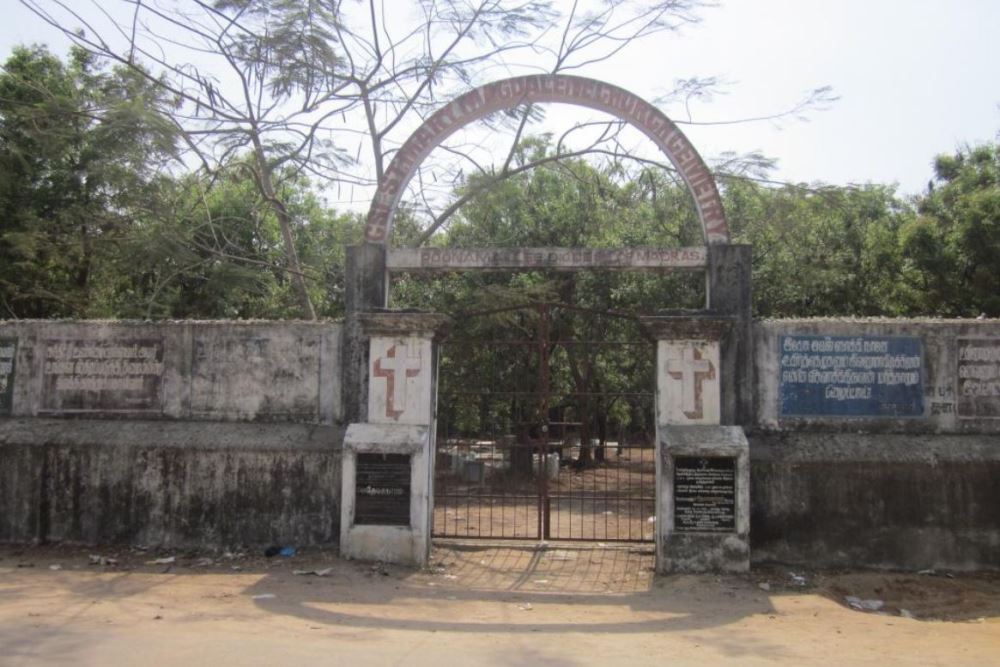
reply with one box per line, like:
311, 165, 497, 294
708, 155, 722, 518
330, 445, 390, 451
749, 319, 1000, 570
0, 320, 341, 423
0, 321, 344, 548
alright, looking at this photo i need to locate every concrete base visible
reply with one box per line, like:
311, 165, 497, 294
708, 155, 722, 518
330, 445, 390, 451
340, 423, 431, 567
658, 425, 750, 573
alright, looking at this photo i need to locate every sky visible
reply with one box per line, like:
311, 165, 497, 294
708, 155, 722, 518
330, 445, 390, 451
1, 0, 998, 200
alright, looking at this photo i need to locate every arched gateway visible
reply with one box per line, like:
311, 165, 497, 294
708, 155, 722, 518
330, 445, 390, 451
342, 76, 752, 575
364, 73, 730, 246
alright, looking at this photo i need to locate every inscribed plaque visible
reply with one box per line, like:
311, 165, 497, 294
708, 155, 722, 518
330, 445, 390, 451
355, 453, 412, 526
957, 338, 1000, 418
779, 335, 924, 417
673, 456, 736, 533
41, 338, 165, 413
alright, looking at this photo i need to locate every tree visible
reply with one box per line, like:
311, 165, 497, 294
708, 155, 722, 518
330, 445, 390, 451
105, 162, 363, 320
899, 142, 1000, 317
724, 178, 914, 317
21, 0, 835, 320
0, 44, 177, 318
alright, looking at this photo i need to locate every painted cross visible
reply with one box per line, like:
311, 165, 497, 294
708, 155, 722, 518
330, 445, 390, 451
372, 343, 422, 421
664, 343, 718, 423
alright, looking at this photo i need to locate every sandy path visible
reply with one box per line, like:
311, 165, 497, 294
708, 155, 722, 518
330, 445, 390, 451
1, 544, 997, 666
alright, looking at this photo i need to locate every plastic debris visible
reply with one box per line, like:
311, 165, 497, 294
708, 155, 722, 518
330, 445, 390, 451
252, 594, 276, 600
49, 564, 62, 571
899, 609, 916, 619
279, 547, 297, 557
146, 556, 176, 565
293, 568, 333, 577
89, 555, 119, 566
789, 572, 807, 586
758, 582, 771, 591
845, 596, 884, 611
518, 603, 533, 611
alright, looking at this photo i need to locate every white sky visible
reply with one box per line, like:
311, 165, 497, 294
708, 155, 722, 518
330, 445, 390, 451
2, 0, 998, 199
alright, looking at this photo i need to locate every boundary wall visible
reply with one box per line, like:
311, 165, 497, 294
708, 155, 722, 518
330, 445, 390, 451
1, 317, 998, 570
0, 321, 344, 548
749, 319, 1000, 570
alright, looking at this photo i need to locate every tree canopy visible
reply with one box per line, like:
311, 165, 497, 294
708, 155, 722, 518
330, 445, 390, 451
1, 20, 997, 322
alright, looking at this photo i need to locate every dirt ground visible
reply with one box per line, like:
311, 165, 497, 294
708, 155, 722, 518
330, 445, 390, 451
1, 542, 998, 666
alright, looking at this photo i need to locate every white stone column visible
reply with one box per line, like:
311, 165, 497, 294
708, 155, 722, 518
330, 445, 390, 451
340, 312, 449, 566
642, 316, 750, 573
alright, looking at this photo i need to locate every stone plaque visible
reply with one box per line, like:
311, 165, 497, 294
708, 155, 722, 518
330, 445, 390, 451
779, 335, 924, 417
41, 338, 165, 413
674, 456, 736, 533
0, 337, 16, 416
957, 338, 1000, 418
355, 453, 411, 526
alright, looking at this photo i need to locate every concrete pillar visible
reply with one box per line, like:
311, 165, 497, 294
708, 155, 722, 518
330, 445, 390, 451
340, 312, 450, 567
642, 316, 750, 574
342, 243, 387, 425
707, 244, 753, 425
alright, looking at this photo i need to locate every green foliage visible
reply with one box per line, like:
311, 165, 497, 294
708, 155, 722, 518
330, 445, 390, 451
726, 179, 914, 317
0, 45, 177, 318
899, 143, 1000, 316
105, 164, 363, 320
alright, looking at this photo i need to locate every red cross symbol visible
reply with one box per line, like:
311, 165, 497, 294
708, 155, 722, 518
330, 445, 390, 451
667, 346, 715, 420
373, 344, 422, 420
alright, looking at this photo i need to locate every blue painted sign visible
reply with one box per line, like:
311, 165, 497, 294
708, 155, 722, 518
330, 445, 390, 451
779, 335, 924, 417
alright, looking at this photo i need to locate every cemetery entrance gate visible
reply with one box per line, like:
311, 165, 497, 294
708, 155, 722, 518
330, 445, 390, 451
432, 302, 657, 542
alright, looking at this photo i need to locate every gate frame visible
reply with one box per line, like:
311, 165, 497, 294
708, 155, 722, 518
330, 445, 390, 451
343, 74, 752, 556
432, 300, 659, 543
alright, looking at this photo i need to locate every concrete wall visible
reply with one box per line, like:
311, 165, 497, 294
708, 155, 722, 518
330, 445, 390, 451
0, 320, 340, 423
0, 321, 344, 548
749, 319, 1000, 570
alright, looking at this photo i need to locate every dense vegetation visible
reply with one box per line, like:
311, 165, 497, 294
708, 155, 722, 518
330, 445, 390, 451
1, 45, 998, 322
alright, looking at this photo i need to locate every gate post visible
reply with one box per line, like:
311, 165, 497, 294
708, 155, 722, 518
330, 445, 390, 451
642, 316, 751, 573
343, 243, 387, 425
707, 244, 753, 425
340, 312, 450, 567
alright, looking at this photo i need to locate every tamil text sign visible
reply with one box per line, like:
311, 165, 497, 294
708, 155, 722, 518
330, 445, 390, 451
41, 338, 165, 413
779, 335, 923, 417
957, 338, 1000, 418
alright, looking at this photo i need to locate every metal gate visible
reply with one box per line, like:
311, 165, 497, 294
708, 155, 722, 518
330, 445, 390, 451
433, 303, 656, 542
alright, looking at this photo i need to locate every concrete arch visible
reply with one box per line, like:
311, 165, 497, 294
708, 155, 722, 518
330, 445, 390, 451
364, 74, 729, 245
